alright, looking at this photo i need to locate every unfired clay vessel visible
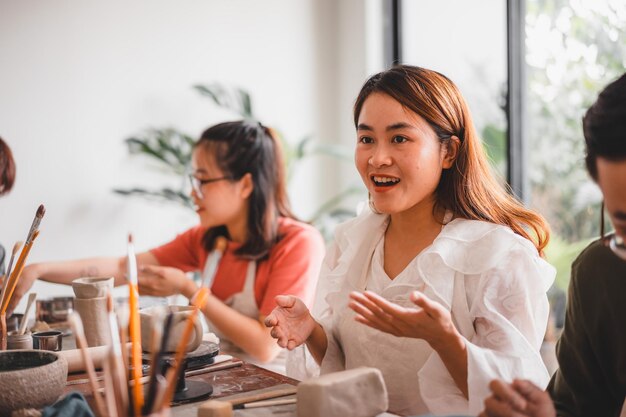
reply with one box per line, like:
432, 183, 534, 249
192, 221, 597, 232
0, 350, 68, 417
140, 305, 203, 353
71, 276, 114, 299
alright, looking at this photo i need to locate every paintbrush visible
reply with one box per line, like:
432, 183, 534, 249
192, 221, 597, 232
68, 312, 108, 417
0, 230, 40, 314
126, 233, 143, 416
200, 237, 227, 289
0, 241, 22, 307
106, 293, 128, 417
0, 204, 44, 314
17, 292, 37, 335
157, 288, 209, 410
0, 242, 22, 349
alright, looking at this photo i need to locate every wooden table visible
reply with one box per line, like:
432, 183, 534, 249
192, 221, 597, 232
64, 360, 299, 417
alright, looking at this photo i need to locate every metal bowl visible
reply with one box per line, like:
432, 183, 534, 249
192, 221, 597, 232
0, 350, 68, 416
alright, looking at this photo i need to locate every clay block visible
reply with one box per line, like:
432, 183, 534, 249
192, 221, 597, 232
297, 367, 388, 417
197, 400, 232, 417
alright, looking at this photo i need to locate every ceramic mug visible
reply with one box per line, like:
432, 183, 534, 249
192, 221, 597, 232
140, 305, 203, 353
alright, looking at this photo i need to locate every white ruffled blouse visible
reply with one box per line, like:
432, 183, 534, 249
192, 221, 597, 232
288, 208, 555, 416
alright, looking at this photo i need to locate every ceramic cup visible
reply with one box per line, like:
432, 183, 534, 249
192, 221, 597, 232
32, 330, 63, 351
71, 277, 114, 299
73, 297, 110, 347
140, 305, 203, 353
6, 331, 33, 350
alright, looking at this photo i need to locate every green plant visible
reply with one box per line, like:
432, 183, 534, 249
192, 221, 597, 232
113, 83, 363, 239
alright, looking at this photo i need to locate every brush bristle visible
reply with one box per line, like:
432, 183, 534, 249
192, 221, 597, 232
36, 204, 45, 218
11, 241, 23, 255
128, 233, 133, 244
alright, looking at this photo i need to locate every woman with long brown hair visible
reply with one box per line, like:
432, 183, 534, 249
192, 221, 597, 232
265, 66, 554, 415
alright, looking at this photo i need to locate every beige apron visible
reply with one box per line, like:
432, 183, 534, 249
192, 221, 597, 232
203, 256, 286, 374
335, 216, 474, 416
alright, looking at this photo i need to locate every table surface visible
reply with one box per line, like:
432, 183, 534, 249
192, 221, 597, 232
64, 358, 299, 417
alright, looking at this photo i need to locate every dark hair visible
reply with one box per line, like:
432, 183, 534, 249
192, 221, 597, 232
197, 120, 295, 260
0, 137, 16, 196
583, 73, 626, 180
353, 65, 550, 254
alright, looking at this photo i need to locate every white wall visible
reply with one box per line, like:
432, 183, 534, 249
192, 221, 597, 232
0, 0, 379, 311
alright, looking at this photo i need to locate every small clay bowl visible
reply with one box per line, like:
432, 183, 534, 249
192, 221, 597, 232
0, 350, 68, 417
72, 276, 114, 299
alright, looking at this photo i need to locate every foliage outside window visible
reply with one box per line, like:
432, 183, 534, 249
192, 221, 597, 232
526, 0, 626, 290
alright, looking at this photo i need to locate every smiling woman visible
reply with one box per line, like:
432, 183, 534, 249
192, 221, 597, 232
264, 65, 556, 416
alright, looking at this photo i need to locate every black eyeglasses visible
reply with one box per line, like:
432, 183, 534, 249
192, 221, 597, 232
600, 201, 626, 261
188, 174, 233, 197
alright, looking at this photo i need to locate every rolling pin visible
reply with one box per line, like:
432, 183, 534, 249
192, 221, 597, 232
59, 344, 131, 373
198, 384, 297, 417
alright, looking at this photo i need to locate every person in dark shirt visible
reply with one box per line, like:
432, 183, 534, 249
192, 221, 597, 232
480, 73, 626, 417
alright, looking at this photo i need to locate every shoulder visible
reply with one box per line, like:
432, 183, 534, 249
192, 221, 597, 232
430, 218, 544, 274
571, 238, 626, 293
273, 217, 325, 256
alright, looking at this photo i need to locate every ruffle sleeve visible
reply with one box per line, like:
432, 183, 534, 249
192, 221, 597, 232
417, 220, 555, 415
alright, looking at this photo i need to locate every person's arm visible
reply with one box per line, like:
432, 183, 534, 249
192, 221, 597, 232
264, 294, 328, 363
8, 252, 158, 313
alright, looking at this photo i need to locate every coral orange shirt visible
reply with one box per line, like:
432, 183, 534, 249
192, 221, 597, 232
150, 217, 325, 317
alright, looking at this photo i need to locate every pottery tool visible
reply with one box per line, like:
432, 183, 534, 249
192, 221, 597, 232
144, 311, 173, 415
0, 241, 22, 307
17, 292, 37, 335
157, 288, 209, 410
68, 312, 107, 417
0, 205, 44, 314
198, 385, 298, 417
102, 353, 119, 417
106, 293, 129, 417
116, 302, 130, 372
200, 237, 227, 289
234, 397, 297, 409
126, 233, 144, 416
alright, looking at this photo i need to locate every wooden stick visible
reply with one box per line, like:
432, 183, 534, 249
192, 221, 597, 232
127, 233, 143, 416
0, 205, 43, 314
234, 398, 297, 409
0, 231, 39, 314
200, 237, 227, 289
18, 292, 37, 335
68, 312, 108, 417
107, 293, 128, 417
0, 241, 23, 311
0, 313, 6, 350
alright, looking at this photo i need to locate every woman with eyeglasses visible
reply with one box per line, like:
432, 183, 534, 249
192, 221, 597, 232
12, 121, 325, 370
265, 66, 555, 415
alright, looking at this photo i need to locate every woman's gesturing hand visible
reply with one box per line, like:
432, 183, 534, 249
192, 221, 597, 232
138, 265, 197, 298
348, 290, 460, 350
264, 295, 316, 350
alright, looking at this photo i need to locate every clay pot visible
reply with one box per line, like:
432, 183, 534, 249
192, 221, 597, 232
140, 305, 203, 353
0, 350, 68, 417
72, 277, 114, 299
73, 297, 110, 347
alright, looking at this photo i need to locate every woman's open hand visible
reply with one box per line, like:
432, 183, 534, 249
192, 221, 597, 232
348, 290, 460, 350
264, 295, 316, 350
138, 265, 197, 298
